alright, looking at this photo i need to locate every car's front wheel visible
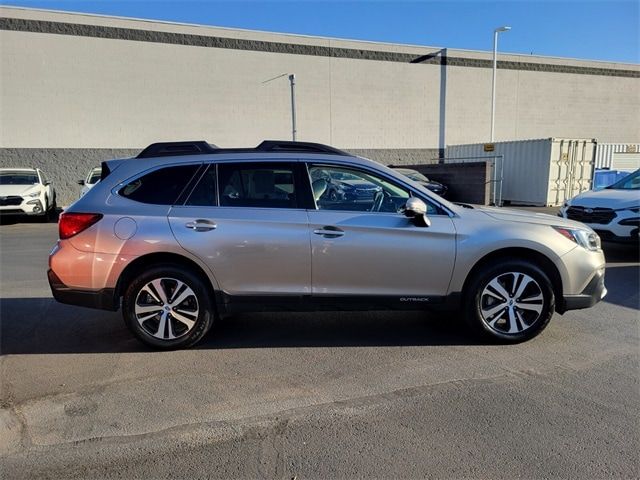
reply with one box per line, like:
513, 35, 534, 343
122, 265, 214, 349
464, 260, 555, 343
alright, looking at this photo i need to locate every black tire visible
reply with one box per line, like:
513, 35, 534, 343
463, 259, 555, 343
45, 196, 57, 221
122, 265, 215, 350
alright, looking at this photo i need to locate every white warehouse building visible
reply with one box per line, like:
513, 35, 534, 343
0, 6, 639, 203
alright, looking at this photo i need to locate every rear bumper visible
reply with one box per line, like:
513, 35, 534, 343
48, 269, 118, 311
560, 267, 607, 313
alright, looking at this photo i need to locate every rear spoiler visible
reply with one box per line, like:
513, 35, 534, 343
100, 159, 128, 181
100, 162, 110, 181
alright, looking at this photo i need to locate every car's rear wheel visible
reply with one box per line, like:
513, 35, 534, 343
122, 265, 214, 349
464, 260, 555, 343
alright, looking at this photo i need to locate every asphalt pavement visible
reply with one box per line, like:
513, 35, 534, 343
0, 219, 638, 479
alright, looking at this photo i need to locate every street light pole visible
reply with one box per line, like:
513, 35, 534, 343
288, 74, 297, 141
262, 73, 298, 141
490, 26, 511, 142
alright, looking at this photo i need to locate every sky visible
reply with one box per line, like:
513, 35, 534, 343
2, 0, 639, 63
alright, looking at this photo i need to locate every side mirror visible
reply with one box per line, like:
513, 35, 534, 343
403, 197, 431, 227
44, 181, 51, 186
77, 180, 85, 186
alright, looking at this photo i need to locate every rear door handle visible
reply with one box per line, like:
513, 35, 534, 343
185, 220, 217, 232
313, 226, 345, 238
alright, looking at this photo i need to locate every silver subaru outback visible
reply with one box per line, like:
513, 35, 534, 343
48, 141, 606, 349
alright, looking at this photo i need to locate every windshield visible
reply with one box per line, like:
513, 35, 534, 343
330, 171, 363, 181
607, 169, 640, 190
0, 172, 38, 185
88, 170, 102, 184
396, 169, 430, 182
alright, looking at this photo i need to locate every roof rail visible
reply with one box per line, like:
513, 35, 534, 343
256, 140, 349, 156
135, 140, 349, 159
136, 141, 218, 159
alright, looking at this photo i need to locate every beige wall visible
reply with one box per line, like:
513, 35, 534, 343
1, 6, 639, 150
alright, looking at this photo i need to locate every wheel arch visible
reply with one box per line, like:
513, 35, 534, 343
115, 252, 218, 307
461, 247, 564, 313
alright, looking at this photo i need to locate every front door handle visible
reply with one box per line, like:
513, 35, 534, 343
185, 220, 217, 232
313, 226, 345, 238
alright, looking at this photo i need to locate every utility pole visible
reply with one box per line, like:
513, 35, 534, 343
262, 73, 297, 141
289, 74, 297, 141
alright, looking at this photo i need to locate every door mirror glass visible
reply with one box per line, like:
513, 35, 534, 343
404, 197, 431, 227
77, 180, 85, 185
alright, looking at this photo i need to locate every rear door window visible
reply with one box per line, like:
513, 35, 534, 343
119, 164, 200, 205
185, 165, 217, 207
217, 163, 298, 209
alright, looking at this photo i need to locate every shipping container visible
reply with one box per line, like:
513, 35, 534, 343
595, 143, 640, 170
446, 138, 596, 207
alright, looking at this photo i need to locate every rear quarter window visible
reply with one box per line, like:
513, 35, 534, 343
119, 164, 200, 205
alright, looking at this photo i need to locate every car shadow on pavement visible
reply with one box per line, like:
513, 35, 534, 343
600, 243, 639, 310
0, 297, 482, 355
601, 265, 639, 310
0, 208, 61, 226
602, 241, 639, 263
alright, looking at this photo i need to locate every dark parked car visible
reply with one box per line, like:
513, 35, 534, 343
391, 167, 448, 197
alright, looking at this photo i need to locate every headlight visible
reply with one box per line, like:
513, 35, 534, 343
626, 207, 640, 213
24, 192, 40, 198
553, 226, 601, 251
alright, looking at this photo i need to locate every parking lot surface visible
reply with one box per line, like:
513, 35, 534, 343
1, 220, 638, 479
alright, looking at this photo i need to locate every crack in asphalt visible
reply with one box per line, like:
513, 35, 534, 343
2, 344, 637, 457
0, 371, 510, 457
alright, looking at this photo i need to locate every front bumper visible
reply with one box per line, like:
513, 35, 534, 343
0, 200, 44, 215
48, 269, 118, 311
560, 267, 607, 312
592, 226, 639, 244
559, 207, 640, 243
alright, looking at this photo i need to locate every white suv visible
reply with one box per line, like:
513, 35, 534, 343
560, 169, 640, 243
0, 168, 56, 219
78, 167, 102, 197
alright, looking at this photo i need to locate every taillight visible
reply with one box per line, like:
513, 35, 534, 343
59, 213, 103, 239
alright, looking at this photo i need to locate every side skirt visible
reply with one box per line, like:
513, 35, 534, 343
215, 292, 462, 314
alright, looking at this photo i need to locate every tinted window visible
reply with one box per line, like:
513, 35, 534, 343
218, 163, 297, 208
185, 166, 217, 206
119, 165, 199, 205
308, 165, 411, 213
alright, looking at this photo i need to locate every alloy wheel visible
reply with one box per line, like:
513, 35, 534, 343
134, 277, 199, 340
479, 272, 545, 335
